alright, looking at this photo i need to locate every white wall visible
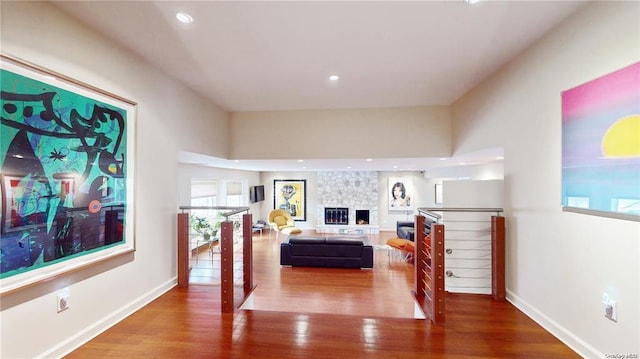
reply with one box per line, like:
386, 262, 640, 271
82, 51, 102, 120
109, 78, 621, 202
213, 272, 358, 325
451, 2, 639, 357
427, 162, 504, 181
0, 2, 229, 358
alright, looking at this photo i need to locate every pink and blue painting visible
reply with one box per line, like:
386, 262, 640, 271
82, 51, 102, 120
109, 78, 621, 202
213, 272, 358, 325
561, 62, 640, 219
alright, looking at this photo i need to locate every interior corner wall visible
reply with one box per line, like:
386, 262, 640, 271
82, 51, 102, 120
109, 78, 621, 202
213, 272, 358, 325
229, 106, 451, 160
451, 2, 639, 357
0, 2, 229, 358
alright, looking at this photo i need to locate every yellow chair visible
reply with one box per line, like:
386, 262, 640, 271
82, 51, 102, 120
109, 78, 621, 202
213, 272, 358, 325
268, 209, 301, 238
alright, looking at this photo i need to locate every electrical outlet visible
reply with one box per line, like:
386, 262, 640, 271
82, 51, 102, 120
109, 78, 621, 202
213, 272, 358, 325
57, 289, 70, 313
602, 293, 617, 322
604, 301, 617, 322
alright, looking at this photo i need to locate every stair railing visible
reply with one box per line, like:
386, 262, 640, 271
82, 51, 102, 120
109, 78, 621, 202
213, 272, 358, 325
177, 206, 256, 313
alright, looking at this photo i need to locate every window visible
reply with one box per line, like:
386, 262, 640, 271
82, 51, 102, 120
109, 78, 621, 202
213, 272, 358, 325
225, 181, 243, 206
191, 180, 217, 219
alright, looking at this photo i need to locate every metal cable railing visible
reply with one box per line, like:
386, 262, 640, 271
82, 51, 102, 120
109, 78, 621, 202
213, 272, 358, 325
414, 207, 506, 324
177, 206, 255, 313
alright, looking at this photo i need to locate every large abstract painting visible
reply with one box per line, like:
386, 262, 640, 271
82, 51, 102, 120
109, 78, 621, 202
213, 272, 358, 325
561, 62, 640, 221
0, 55, 136, 294
274, 179, 306, 221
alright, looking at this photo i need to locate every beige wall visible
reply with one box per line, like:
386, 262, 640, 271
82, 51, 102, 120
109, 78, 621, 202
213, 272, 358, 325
230, 106, 451, 160
1, 2, 228, 357
452, 2, 639, 357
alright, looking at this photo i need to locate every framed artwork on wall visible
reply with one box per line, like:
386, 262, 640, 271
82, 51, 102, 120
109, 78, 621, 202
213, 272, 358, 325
0, 54, 137, 294
561, 61, 640, 222
273, 179, 306, 221
389, 177, 413, 211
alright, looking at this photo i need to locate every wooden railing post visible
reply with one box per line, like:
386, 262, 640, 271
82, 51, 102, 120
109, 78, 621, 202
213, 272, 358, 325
414, 215, 426, 304
242, 214, 255, 297
220, 221, 234, 313
177, 213, 189, 287
432, 223, 445, 324
492, 216, 506, 301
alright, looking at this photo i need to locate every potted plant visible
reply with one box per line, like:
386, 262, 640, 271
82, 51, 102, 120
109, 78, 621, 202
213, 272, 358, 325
191, 215, 214, 240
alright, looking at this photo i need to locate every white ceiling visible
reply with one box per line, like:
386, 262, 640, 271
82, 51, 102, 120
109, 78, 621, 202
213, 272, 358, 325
50, 0, 588, 171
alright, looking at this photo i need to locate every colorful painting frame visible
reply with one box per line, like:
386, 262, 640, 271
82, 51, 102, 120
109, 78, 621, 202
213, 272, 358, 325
273, 179, 306, 221
0, 54, 137, 294
389, 177, 413, 211
561, 62, 640, 222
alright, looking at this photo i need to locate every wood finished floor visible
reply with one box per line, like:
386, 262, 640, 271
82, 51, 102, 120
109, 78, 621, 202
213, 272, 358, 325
65, 230, 580, 358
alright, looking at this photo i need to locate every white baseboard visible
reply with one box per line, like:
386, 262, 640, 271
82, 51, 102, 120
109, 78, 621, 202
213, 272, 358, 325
41, 277, 177, 359
506, 289, 600, 359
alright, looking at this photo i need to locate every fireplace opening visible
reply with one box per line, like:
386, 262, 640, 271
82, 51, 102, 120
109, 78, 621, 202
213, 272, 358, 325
324, 207, 348, 225
355, 210, 369, 225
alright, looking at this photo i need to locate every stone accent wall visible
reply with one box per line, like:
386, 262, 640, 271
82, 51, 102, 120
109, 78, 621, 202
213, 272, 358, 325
316, 171, 378, 226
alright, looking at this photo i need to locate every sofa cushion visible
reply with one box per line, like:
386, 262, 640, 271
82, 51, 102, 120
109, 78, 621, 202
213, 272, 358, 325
290, 243, 325, 256
325, 244, 363, 258
287, 236, 322, 256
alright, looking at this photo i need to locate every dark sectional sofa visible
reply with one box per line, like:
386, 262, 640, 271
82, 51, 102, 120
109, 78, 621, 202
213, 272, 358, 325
280, 235, 373, 269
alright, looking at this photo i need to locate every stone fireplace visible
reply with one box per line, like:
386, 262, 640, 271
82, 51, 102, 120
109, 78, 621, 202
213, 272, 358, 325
316, 171, 379, 233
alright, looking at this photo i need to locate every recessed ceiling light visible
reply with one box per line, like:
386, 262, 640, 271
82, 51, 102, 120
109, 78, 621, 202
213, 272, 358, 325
329, 75, 339, 81
234, 160, 240, 163
176, 12, 194, 24
297, 159, 304, 163
366, 158, 373, 162
496, 156, 504, 160
463, 0, 481, 4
